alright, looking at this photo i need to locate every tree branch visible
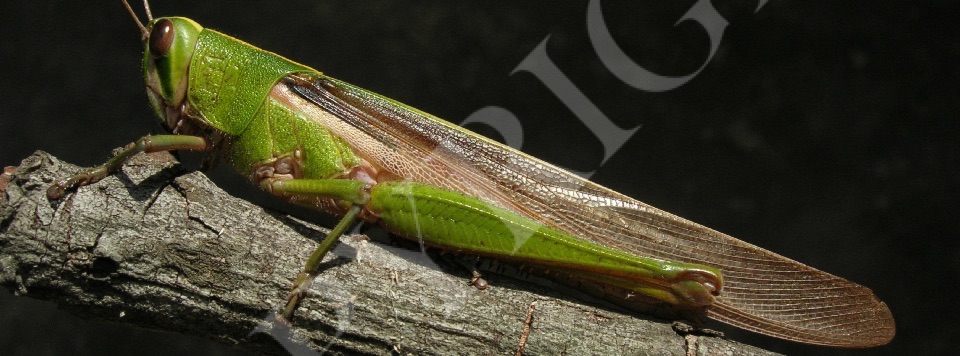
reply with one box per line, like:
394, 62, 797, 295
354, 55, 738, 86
0, 151, 778, 355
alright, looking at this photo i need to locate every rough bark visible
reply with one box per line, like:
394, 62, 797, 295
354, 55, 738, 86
0, 151, 778, 355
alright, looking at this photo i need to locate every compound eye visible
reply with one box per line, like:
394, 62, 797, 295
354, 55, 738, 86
149, 19, 175, 58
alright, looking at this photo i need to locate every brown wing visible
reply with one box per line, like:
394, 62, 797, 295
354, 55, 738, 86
282, 73, 894, 347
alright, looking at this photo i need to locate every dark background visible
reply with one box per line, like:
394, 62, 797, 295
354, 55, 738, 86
1, 1, 957, 355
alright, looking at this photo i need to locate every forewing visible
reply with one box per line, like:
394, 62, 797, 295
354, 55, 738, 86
283, 73, 894, 347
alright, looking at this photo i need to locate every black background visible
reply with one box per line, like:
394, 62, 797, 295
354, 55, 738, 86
1, 1, 957, 355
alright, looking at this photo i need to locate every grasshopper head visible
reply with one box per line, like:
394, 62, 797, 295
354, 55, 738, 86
142, 17, 202, 132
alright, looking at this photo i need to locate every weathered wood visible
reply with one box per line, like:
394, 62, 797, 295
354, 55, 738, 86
0, 151, 778, 355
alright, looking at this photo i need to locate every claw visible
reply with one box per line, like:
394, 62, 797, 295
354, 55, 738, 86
46, 183, 66, 200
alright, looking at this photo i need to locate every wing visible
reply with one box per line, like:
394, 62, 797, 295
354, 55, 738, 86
279, 73, 894, 347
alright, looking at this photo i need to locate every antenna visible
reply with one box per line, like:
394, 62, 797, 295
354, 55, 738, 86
121, 0, 149, 38
142, 0, 153, 21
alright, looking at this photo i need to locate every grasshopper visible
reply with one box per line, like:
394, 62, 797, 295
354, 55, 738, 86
47, 1, 894, 348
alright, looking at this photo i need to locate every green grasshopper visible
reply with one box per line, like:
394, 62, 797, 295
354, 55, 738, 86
47, 1, 894, 348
